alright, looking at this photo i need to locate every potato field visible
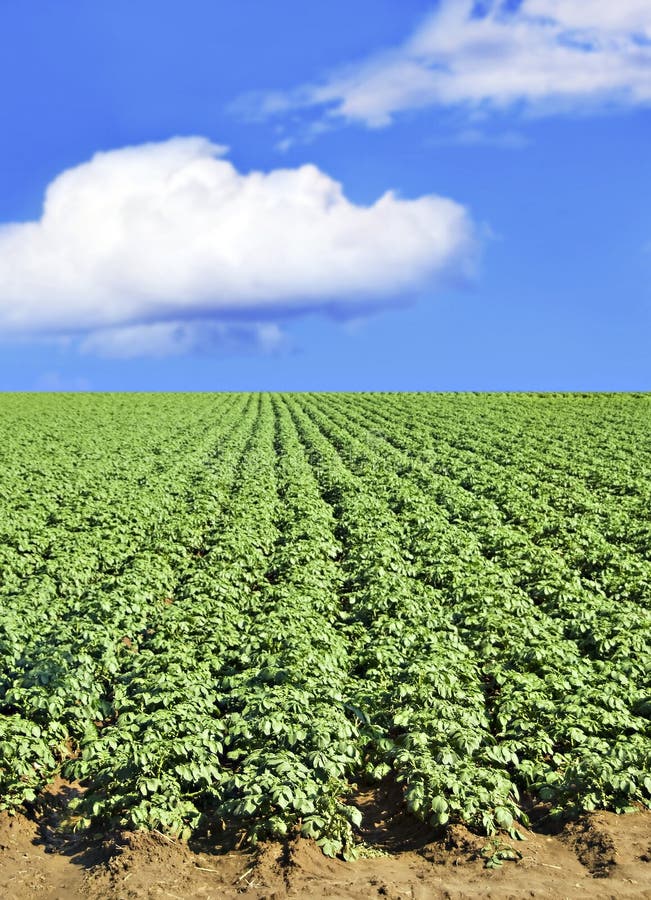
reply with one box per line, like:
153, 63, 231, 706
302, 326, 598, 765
1, 392, 650, 868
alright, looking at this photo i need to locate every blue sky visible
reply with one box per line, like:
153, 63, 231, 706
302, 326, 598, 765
0, 0, 649, 390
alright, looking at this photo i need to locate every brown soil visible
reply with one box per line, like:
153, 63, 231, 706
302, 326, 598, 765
0, 780, 649, 899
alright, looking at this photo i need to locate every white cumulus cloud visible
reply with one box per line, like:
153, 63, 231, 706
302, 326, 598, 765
0, 137, 475, 355
241, 0, 651, 128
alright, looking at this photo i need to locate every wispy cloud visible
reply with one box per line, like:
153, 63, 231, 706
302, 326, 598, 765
426, 128, 530, 149
237, 0, 651, 130
79, 320, 286, 359
0, 137, 476, 357
34, 371, 92, 391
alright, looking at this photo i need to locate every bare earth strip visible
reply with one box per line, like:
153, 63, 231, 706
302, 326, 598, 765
1, 780, 649, 899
